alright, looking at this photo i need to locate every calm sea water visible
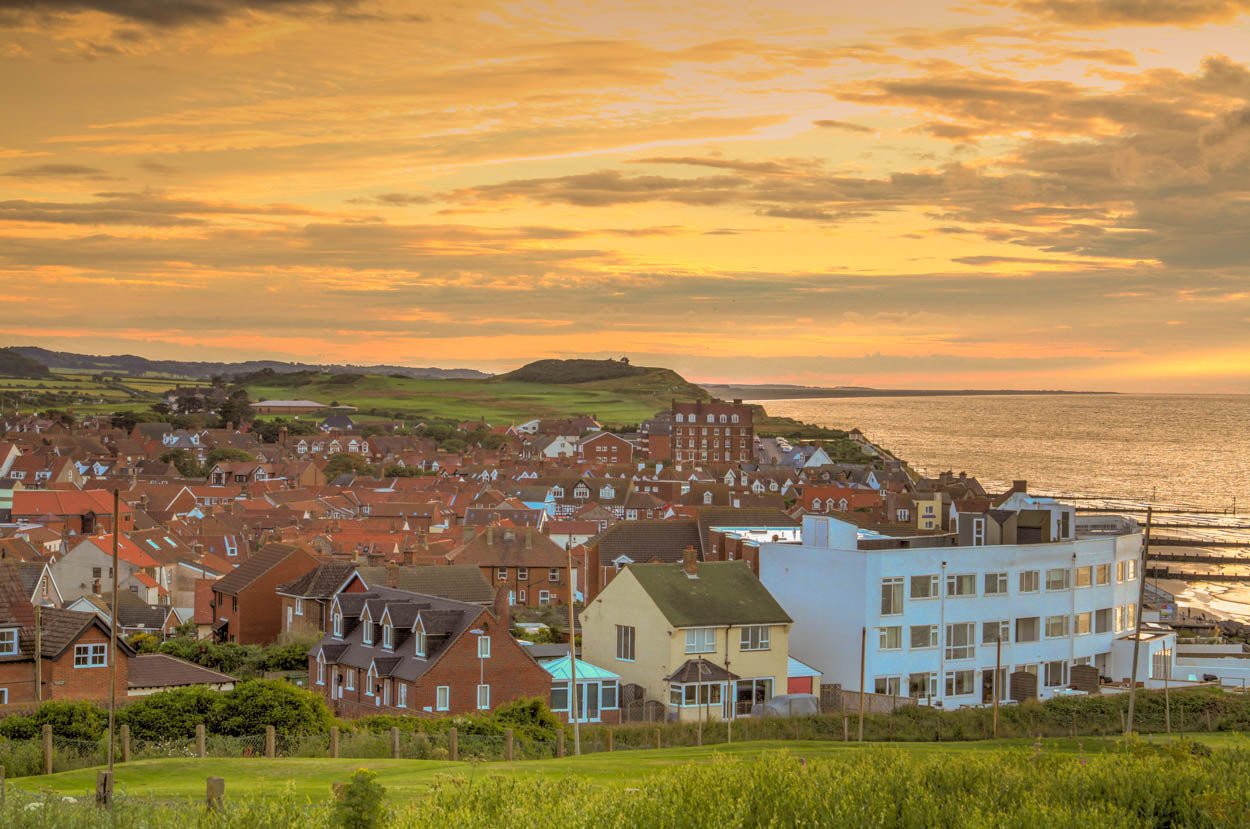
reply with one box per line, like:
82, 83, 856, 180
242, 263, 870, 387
759, 394, 1250, 511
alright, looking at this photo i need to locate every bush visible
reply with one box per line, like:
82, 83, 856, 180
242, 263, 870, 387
211, 679, 332, 737
332, 768, 388, 829
31, 701, 105, 741
117, 686, 221, 741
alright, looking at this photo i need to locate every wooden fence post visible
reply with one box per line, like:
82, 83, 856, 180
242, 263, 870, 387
42, 724, 53, 775
196, 723, 207, 758
95, 770, 113, 807
391, 727, 400, 759
842, 716, 849, 742
120, 724, 131, 763
556, 729, 565, 758
505, 728, 514, 761
265, 726, 275, 758
330, 726, 340, 759
449, 727, 458, 761
206, 776, 225, 812
606, 729, 613, 752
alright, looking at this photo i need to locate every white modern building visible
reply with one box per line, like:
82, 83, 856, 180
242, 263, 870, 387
759, 514, 1176, 709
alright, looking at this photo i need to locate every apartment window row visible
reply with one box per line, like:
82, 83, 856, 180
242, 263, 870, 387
888, 563, 1128, 611
879, 659, 1082, 700
683, 625, 773, 654
879, 606, 1132, 655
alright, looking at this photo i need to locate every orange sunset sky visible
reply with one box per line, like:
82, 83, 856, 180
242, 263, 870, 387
1, 0, 1249, 392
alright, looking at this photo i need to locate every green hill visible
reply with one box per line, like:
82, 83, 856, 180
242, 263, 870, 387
0, 348, 52, 379
497, 358, 647, 384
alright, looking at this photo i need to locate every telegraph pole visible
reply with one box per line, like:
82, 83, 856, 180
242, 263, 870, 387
566, 541, 580, 755
1126, 506, 1152, 735
108, 491, 120, 773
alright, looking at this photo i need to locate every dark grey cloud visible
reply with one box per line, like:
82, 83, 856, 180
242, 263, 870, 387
138, 160, 180, 174
0, 190, 320, 226
1017, 0, 1250, 26
0, 0, 358, 27
452, 170, 750, 207
4, 163, 113, 179
813, 119, 873, 133
631, 156, 794, 174
348, 192, 432, 207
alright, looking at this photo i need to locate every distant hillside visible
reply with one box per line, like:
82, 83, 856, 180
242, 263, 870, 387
498, 359, 708, 401
702, 383, 1109, 400
9, 347, 490, 381
0, 348, 52, 379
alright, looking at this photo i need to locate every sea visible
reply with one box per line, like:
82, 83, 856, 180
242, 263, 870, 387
757, 393, 1250, 622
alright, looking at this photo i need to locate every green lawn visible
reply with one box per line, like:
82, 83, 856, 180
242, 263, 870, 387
17, 735, 1245, 805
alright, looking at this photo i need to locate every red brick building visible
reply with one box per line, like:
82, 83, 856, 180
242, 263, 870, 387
671, 399, 753, 465
575, 432, 635, 464
447, 527, 572, 608
210, 543, 319, 644
310, 583, 550, 718
10, 490, 134, 535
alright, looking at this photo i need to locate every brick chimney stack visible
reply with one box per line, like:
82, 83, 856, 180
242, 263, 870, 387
401, 547, 414, 566
682, 545, 697, 576
493, 585, 511, 630
1012, 480, 1028, 494
386, 561, 399, 587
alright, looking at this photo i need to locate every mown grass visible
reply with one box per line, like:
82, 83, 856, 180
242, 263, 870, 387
5, 739, 1249, 827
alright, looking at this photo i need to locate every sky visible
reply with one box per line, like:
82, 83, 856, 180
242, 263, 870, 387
1, 1, 1249, 392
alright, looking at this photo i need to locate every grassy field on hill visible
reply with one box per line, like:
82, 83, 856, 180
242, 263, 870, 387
17, 734, 1247, 803
10, 736, 1250, 827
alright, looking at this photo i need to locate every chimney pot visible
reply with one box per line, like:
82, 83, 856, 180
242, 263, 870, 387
1013, 479, 1027, 494
682, 545, 697, 576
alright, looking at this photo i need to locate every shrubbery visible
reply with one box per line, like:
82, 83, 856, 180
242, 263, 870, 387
131, 632, 316, 677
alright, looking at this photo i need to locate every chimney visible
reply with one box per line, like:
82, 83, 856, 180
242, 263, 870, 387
486, 526, 494, 545
1012, 480, 1028, 494
733, 398, 742, 406
682, 545, 697, 576
493, 585, 511, 630
402, 547, 414, 566
279, 426, 288, 447
386, 561, 399, 588
366, 551, 384, 567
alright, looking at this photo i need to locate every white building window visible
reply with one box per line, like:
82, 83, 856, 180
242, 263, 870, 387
436, 686, 449, 710
1074, 612, 1092, 635
478, 636, 491, 658
874, 676, 902, 696
295, 598, 304, 616
1044, 660, 1068, 687
982, 620, 1010, 644
909, 672, 937, 699
1074, 566, 1092, 588
1096, 564, 1111, 585
616, 625, 635, 661
0, 629, 17, 656
1095, 608, 1112, 633
945, 623, 975, 660
517, 567, 528, 581
946, 574, 976, 597
881, 578, 904, 615
316, 653, 325, 685
382, 625, 393, 649
414, 629, 427, 657
909, 575, 939, 599
1046, 568, 1071, 591
740, 625, 770, 651
1015, 616, 1040, 642
983, 573, 1007, 595
685, 627, 716, 654
397, 683, 407, 708
1019, 570, 1040, 593
878, 626, 902, 650
944, 669, 974, 696
539, 590, 551, 604
1045, 615, 1070, 638
476, 684, 490, 710
332, 611, 343, 638
910, 625, 938, 649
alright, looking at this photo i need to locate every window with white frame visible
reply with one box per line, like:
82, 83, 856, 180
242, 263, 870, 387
478, 636, 491, 658
497, 568, 508, 582
382, 624, 393, 649
616, 625, 635, 661
1074, 566, 1092, 587
878, 626, 902, 650
1096, 564, 1111, 585
984, 572, 1008, 595
397, 683, 407, 708
881, 578, 904, 615
549, 568, 560, 582
739, 625, 770, 651
414, 628, 427, 657
538, 590, 551, 604
972, 518, 985, 546
910, 625, 938, 649
1074, 612, 1092, 635
945, 623, 975, 660
436, 686, 449, 710
362, 617, 374, 645
874, 676, 902, 696
295, 598, 304, 616
74, 643, 107, 668
1015, 616, 1040, 643
946, 574, 976, 597
1115, 605, 1126, 633
316, 653, 325, 685
518, 589, 527, 602
517, 567, 528, 581
365, 665, 377, 696
1044, 660, 1068, 687
1152, 648, 1173, 680
945, 669, 975, 696
685, 627, 716, 654
1045, 615, 1070, 638
0, 629, 17, 656
909, 672, 937, 699
332, 611, 343, 638
1019, 570, 1040, 593
1095, 608, 1112, 633
476, 684, 490, 709
1045, 568, 1071, 591
982, 620, 1010, 644
910, 575, 939, 599
345, 669, 355, 691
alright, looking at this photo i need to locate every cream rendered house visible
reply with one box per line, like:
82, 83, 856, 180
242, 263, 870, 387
580, 552, 792, 722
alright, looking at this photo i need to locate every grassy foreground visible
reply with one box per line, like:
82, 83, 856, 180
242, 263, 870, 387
5, 737, 1249, 827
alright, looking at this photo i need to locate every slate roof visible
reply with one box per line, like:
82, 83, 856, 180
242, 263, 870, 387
448, 527, 565, 567
276, 561, 357, 599
212, 542, 303, 596
665, 658, 739, 683
128, 654, 235, 689
626, 561, 792, 628
589, 520, 702, 564
355, 565, 495, 605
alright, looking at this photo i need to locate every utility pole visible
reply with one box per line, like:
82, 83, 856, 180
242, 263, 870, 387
993, 637, 1001, 738
105, 488, 120, 805
33, 603, 42, 701
566, 541, 580, 756
857, 626, 866, 742
1126, 506, 1152, 736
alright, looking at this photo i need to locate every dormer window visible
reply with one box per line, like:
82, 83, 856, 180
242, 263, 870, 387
552, 486, 563, 498
332, 611, 343, 638
361, 609, 374, 645
600, 486, 614, 499
731, 414, 739, 424
0, 628, 17, 656
574, 486, 589, 499
382, 624, 393, 649
414, 624, 427, 658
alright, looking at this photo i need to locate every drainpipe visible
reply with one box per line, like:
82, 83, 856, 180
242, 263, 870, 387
938, 560, 947, 707
1070, 551, 1078, 680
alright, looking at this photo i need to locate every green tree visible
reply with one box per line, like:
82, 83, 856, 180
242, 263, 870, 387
332, 769, 388, 829
210, 679, 331, 736
205, 447, 258, 466
117, 686, 221, 741
160, 449, 204, 478
216, 387, 253, 428
324, 453, 371, 479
